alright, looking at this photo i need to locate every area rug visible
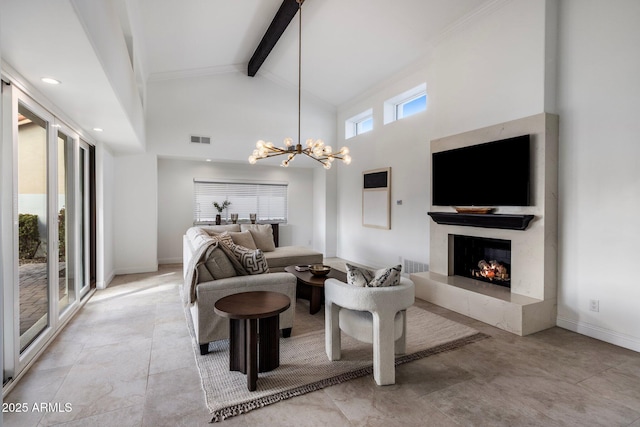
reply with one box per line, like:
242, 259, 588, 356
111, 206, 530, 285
184, 302, 487, 423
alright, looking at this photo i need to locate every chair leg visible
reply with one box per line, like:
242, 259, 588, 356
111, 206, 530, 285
325, 301, 342, 361
395, 310, 407, 355
281, 328, 292, 338
372, 312, 396, 385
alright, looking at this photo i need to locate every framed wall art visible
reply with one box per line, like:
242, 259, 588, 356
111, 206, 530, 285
362, 167, 391, 229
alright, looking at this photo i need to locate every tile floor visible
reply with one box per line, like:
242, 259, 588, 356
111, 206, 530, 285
3, 263, 640, 426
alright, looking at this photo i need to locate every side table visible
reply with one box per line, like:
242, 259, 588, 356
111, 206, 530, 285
214, 291, 290, 391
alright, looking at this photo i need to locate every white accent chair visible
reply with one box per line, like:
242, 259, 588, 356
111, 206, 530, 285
324, 277, 415, 385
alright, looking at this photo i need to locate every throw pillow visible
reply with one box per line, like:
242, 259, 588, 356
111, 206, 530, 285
345, 263, 402, 287
241, 224, 276, 252
231, 246, 270, 275
227, 230, 258, 250
346, 263, 374, 287
217, 232, 269, 275
215, 232, 235, 247
368, 265, 402, 287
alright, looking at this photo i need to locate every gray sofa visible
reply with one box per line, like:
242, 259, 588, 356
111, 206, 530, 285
183, 224, 323, 355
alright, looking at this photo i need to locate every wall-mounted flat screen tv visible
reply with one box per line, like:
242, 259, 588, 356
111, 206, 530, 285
432, 134, 531, 207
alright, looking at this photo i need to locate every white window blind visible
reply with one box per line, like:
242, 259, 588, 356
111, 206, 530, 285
194, 180, 288, 223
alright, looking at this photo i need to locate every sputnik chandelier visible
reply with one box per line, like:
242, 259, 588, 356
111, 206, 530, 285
248, 0, 351, 169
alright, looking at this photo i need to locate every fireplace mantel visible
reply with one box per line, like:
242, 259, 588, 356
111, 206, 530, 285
427, 212, 535, 231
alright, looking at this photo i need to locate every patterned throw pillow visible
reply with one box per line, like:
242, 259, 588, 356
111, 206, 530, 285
232, 246, 270, 275
368, 265, 402, 287
346, 263, 401, 287
217, 232, 269, 275
346, 263, 374, 287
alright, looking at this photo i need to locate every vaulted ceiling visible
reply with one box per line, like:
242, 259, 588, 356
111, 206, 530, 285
1, 0, 491, 152
140, 0, 489, 106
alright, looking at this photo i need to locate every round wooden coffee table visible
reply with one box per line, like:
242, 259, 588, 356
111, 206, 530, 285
284, 265, 347, 315
214, 291, 290, 391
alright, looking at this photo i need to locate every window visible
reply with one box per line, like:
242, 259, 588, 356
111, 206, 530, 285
345, 108, 373, 139
396, 93, 427, 120
194, 180, 288, 223
384, 83, 427, 124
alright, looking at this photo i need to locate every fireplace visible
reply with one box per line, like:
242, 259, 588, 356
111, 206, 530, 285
453, 235, 511, 288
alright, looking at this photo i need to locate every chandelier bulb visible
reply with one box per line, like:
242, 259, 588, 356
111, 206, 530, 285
248, 156, 257, 164
256, 140, 265, 148
343, 155, 352, 165
340, 146, 349, 155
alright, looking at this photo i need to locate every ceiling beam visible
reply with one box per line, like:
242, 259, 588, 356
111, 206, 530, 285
248, 0, 304, 77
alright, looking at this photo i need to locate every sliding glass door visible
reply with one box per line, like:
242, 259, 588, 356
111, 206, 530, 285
16, 101, 52, 353
2, 85, 94, 385
78, 141, 91, 299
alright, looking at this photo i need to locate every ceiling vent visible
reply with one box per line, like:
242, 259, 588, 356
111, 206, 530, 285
190, 135, 211, 144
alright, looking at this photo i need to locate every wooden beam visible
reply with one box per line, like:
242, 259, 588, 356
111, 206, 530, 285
248, 0, 304, 77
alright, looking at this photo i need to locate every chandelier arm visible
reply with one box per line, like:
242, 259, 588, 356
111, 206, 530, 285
303, 151, 328, 165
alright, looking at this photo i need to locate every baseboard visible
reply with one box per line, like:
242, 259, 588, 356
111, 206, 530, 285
158, 257, 182, 265
97, 270, 116, 289
556, 316, 640, 353
114, 264, 158, 276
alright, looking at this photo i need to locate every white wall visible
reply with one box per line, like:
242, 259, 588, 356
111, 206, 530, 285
335, 0, 549, 270
429, 0, 548, 138
146, 69, 337, 265
157, 158, 315, 264
556, 0, 640, 351
146, 71, 336, 164
113, 153, 158, 274
97, 144, 115, 288
336, 67, 431, 269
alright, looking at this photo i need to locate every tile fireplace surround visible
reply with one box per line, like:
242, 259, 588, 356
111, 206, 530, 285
411, 113, 559, 336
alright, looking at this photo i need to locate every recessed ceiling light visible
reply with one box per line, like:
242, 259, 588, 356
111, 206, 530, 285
41, 77, 61, 85
93, 128, 103, 132
206, 159, 212, 162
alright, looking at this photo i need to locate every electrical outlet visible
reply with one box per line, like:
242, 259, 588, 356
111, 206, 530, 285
589, 299, 599, 312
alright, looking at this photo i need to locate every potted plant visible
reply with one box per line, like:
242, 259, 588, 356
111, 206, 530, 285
213, 200, 231, 225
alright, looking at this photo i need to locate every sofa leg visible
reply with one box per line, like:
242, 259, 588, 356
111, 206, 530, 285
199, 343, 209, 355
282, 328, 292, 338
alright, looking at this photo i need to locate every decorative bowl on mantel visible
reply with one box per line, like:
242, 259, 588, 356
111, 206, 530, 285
309, 264, 331, 277
454, 207, 495, 214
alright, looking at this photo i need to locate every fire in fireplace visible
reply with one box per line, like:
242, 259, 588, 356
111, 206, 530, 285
453, 235, 511, 288
473, 259, 509, 282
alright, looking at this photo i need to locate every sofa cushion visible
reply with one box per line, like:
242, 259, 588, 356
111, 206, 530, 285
346, 263, 402, 287
240, 224, 276, 252
204, 246, 237, 280
227, 230, 258, 249
263, 246, 324, 270
200, 224, 241, 235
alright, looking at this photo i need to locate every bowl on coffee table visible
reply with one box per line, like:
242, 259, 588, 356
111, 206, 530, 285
309, 264, 331, 277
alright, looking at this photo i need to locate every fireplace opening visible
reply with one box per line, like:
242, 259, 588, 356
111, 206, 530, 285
453, 235, 511, 288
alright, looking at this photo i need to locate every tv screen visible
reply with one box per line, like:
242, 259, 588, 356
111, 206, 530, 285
432, 135, 531, 207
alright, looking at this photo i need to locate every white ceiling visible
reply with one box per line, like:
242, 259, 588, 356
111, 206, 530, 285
1, 0, 491, 152
140, 0, 490, 106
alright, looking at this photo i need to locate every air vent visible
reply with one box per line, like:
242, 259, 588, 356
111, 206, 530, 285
190, 135, 211, 144
403, 259, 429, 274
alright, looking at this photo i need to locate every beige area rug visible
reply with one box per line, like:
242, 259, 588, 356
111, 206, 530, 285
184, 302, 487, 423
